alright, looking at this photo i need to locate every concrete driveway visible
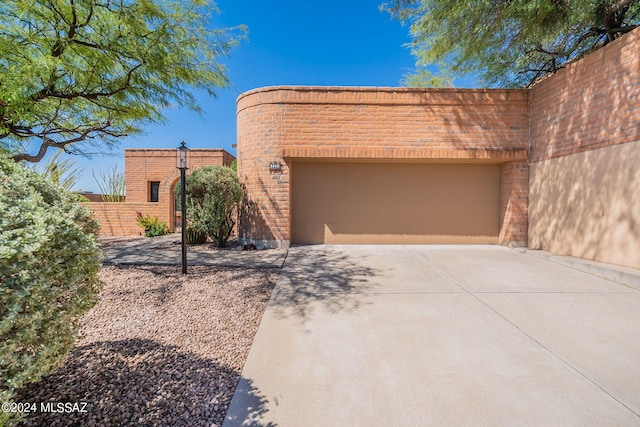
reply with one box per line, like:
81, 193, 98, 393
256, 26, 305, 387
224, 245, 640, 426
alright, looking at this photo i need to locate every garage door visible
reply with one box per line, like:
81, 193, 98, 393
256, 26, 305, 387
291, 162, 501, 244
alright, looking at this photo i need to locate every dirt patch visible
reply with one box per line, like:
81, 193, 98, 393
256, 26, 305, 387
15, 265, 278, 427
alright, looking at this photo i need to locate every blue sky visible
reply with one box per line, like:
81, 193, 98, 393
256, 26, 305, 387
70, 0, 428, 192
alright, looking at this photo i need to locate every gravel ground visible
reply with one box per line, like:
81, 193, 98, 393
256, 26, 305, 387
15, 265, 278, 427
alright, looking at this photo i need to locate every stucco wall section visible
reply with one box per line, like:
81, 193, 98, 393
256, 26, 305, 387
529, 142, 640, 268
237, 87, 529, 248
528, 28, 640, 268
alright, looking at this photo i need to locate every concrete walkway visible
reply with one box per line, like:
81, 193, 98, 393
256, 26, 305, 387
224, 245, 640, 426
100, 234, 287, 268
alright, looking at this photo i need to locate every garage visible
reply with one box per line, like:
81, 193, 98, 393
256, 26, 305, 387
291, 161, 501, 244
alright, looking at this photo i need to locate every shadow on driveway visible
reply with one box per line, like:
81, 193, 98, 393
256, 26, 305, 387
268, 245, 379, 321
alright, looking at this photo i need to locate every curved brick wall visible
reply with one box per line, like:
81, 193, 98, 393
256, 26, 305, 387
236, 87, 530, 248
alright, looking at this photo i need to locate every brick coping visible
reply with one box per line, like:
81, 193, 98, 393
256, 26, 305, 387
236, 85, 529, 112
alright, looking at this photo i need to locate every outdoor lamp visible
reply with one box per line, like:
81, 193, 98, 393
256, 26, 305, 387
176, 141, 189, 274
177, 141, 189, 170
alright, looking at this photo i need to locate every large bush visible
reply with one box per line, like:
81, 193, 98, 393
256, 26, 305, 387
0, 157, 103, 425
181, 165, 242, 247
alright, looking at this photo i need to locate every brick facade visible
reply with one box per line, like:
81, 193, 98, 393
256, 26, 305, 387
237, 29, 639, 256
237, 87, 530, 248
84, 202, 161, 237
528, 28, 640, 268
125, 148, 234, 230
88, 148, 234, 237
499, 161, 529, 245
530, 29, 640, 162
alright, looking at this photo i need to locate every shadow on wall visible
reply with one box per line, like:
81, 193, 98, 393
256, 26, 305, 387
268, 246, 378, 322
238, 176, 285, 245
239, 193, 274, 244
530, 30, 640, 162
15, 339, 270, 427
414, 90, 528, 151
528, 141, 640, 269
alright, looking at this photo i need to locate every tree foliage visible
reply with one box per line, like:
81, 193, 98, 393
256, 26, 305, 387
383, 0, 640, 87
401, 67, 456, 88
182, 165, 242, 247
0, 156, 102, 425
30, 148, 83, 190
0, 0, 244, 162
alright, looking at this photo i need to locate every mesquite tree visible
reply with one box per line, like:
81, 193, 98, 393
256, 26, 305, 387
0, 0, 244, 162
383, 0, 639, 87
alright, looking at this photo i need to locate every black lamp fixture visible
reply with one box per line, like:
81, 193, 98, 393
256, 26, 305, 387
176, 141, 189, 274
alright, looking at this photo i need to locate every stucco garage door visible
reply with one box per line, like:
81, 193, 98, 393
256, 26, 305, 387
291, 162, 501, 244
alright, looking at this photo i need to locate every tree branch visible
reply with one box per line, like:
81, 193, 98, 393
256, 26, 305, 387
10, 121, 122, 163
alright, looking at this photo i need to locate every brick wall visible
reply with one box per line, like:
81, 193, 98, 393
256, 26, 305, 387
124, 148, 234, 232
530, 29, 640, 161
237, 87, 530, 247
499, 161, 529, 246
84, 202, 162, 237
528, 28, 640, 268
85, 148, 234, 237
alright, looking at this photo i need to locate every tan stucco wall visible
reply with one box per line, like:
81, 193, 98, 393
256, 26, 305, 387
528, 141, 640, 269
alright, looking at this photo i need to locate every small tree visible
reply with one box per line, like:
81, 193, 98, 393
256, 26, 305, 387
0, 156, 102, 426
182, 165, 242, 247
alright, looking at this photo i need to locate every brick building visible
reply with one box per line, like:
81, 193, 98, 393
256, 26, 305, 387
87, 28, 639, 270
236, 29, 640, 269
85, 149, 234, 237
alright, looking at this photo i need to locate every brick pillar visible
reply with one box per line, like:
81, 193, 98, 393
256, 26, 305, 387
499, 160, 528, 246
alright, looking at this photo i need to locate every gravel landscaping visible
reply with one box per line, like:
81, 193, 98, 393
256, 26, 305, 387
15, 264, 278, 427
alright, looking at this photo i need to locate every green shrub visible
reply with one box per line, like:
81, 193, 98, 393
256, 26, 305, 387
181, 165, 242, 247
135, 212, 169, 237
0, 156, 103, 426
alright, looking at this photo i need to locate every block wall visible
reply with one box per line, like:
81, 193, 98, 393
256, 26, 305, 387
528, 28, 640, 268
86, 148, 234, 237
84, 202, 161, 237
124, 148, 234, 232
530, 29, 640, 162
236, 87, 530, 248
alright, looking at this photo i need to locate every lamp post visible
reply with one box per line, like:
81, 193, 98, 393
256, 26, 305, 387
177, 141, 189, 274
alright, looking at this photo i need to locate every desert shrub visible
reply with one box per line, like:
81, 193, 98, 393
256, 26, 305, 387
135, 212, 169, 237
182, 165, 242, 247
186, 227, 207, 244
0, 156, 103, 426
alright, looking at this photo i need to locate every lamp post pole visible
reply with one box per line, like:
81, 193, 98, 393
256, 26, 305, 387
180, 166, 187, 274
177, 141, 189, 274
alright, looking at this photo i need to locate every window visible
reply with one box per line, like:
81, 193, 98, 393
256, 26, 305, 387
149, 181, 160, 202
